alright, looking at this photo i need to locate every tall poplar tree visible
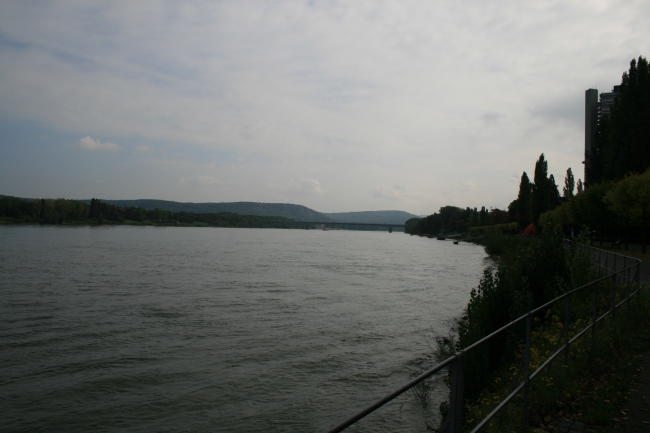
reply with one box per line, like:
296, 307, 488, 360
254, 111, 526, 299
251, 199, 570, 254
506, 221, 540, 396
549, 174, 561, 208
563, 168, 575, 198
531, 154, 550, 225
516, 172, 532, 223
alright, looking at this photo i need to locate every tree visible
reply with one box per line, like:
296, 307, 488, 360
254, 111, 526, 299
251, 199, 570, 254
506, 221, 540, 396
549, 174, 561, 208
576, 179, 584, 194
515, 172, 532, 225
531, 154, 550, 225
470, 207, 478, 227
590, 56, 650, 183
603, 170, 650, 253
563, 168, 575, 198
479, 206, 488, 226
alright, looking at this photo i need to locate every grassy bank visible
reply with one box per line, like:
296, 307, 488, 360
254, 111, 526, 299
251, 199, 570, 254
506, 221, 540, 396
425, 227, 649, 432
459, 288, 649, 432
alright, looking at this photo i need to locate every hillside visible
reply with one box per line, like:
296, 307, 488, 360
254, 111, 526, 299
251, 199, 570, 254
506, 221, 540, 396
3, 195, 420, 225
324, 210, 419, 225
89, 199, 335, 221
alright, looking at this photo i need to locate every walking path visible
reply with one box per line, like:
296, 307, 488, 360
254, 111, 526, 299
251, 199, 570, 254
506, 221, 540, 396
553, 353, 649, 432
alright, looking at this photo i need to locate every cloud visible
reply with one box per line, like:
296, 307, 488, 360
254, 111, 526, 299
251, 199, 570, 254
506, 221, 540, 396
456, 180, 476, 192
286, 178, 323, 195
77, 136, 119, 152
529, 95, 583, 126
135, 145, 154, 154
371, 184, 409, 200
482, 111, 504, 126
1, 1, 649, 213
179, 175, 220, 187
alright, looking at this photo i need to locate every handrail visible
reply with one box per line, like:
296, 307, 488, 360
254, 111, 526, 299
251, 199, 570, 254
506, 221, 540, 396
325, 243, 642, 433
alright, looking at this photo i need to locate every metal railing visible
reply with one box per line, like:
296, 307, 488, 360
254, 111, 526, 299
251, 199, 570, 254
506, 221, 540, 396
325, 244, 643, 433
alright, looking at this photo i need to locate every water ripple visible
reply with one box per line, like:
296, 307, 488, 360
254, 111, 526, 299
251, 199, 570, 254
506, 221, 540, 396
0, 226, 488, 432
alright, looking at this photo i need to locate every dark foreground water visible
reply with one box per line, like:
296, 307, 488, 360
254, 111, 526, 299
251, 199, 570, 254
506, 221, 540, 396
0, 226, 489, 432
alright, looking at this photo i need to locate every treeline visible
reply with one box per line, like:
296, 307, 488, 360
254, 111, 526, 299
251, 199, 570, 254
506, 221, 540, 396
428, 56, 649, 430
540, 56, 650, 249
404, 153, 571, 237
587, 56, 650, 184
0, 196, 89, 224
0, 196, 300, 229
405, 205, 509, 235
509, 154, 578, 229
409, 58, 649, 241
542, 170, 650, 250
405, 150, 578, 236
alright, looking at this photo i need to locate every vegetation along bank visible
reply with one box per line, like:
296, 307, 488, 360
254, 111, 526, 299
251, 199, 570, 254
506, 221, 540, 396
0, 196, 304, 229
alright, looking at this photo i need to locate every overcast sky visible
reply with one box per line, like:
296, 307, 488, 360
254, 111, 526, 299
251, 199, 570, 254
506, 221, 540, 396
1, 1, 648, 214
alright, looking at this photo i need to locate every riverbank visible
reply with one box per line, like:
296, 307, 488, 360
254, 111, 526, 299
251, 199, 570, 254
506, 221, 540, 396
442, 230, 650, 433
526, 256, 650, 433
0, 215, 304, 229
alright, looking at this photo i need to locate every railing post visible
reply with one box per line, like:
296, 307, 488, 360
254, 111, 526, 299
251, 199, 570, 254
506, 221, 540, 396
604, 252, 609, 275
591, 283, 597, 362
627, 266, 631, 318
322, 248, 638, 433
636, 262, 642, 306
636, 262, 641, 305
598, 250, 602, 275
444, 354, 465, 433
522, 314, 531, 433
611, 273, 617, 339
564, 295, 570, 367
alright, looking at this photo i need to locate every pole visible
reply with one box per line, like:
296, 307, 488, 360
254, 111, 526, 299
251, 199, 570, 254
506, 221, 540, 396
591, 283, 597, 362
641, 206, 645, 254
444, 354, 465, 433
522, 315, 531, 432
611, 273, 617, 339
564, 295, 570, 367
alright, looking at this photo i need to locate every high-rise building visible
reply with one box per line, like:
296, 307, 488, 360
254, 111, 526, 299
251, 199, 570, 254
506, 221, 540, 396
583, 86, 620, 183
599, 85, 621, 118
584, 89, 598, 183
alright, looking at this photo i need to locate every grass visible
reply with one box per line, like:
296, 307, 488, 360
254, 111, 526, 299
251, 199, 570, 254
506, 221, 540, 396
457, 287, 650, 432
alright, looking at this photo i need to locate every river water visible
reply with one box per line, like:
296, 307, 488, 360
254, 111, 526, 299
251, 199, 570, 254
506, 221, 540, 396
0, 226, 489, 432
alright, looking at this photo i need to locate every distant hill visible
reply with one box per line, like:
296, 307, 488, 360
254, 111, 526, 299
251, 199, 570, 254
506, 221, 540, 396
324, 210, 419, 225
3, 194, 419, 225
96, 201, 419, 224
89, 199, 335, 221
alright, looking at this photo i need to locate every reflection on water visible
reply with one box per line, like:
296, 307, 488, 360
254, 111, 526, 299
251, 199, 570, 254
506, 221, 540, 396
0, 226, 489, 432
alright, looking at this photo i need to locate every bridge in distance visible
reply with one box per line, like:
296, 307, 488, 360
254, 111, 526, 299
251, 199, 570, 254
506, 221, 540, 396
271, 220, 405, 232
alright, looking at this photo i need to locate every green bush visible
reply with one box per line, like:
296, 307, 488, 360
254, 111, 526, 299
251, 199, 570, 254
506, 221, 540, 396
456, 225, 590, 401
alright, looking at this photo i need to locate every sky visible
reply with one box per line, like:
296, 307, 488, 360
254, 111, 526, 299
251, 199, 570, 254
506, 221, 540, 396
0, 1, 648, 215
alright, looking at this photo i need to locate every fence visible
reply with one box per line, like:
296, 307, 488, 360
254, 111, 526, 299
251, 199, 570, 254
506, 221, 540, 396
325, 244, 643, 433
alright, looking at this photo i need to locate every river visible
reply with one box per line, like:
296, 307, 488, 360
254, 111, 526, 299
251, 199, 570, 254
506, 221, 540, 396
0, 225, 489, 432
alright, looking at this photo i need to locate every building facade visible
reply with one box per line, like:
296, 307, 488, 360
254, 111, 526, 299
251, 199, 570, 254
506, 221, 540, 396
583, 86, 619, 183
